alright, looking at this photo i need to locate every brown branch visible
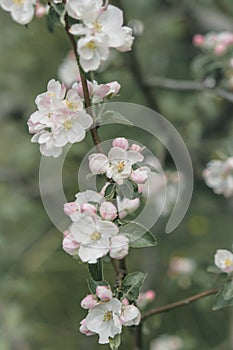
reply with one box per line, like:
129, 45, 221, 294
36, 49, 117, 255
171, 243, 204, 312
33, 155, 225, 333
145, 76, 233, 103
142, 288, 219, 322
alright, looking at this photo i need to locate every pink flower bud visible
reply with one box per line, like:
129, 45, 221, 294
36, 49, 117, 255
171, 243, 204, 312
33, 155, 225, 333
96, 286, 112, 301
130, 144, 142, 152
214, 43, 226, 55
193, 34, 204, 47
81, 294, 98, 309
131, 166, 151, 184
100, 201, 117, 221
106, 81, 121, 96
35, 2, 48, 18
110, 235, 129, 259
120, 305, 141, 326
112, 137, 129, 150
89, 153, 109, 174
145, 290, 156, 301
80, 203, 97, 214
122, 298, 129, 306
79, 318, 95, 336
64, 201, 78, 216
62, 233, 80, 256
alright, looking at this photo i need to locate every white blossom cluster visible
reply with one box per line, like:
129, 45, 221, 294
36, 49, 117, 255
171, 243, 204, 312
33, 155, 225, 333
79, 285, 141, 344
27, 79, 120, 157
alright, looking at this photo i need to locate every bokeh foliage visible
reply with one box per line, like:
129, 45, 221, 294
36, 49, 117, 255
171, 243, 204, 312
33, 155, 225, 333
1, 0, 233, 349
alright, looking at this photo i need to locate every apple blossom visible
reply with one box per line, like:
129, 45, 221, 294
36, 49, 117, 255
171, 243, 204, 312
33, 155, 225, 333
120, 304, 141, 326
203, 157, 233, 197
214, 249, 233, 273
79, 318, 95, 336
109, 235, 129, 259
62, 230, 80, 256
112, 137, 129, 150
96, 286, 112, 301
0, 0, 36, 25
131, 166, 151, 184
85, 298, 122, 344
70, 213, 118, 263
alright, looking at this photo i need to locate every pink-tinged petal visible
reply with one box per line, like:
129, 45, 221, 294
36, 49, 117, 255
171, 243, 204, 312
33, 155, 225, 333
127, 150, 144, 164
112, 137, 129, 150
99, 201, 117, 221
110, 235, 129, 259
96, 286, 112, 301
131, 166, 151, 184
89, 153, 109, 174
81, 294, 98, 309
108, 147, 127, 161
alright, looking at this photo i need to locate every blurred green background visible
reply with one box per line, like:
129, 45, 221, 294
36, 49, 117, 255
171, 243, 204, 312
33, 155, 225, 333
1, 0, 233, 349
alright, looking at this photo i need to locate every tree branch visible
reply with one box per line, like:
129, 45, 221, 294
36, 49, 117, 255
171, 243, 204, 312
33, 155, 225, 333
145, 76, 233, 103
142, 288, 219, 322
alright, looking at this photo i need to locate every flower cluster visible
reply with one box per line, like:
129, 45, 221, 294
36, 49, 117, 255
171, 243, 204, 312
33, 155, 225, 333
68, 0, 134, 71
89, 137, 151, 185
214, 249, 233, 273
80, 285, 141, 344
0, 0, 36, 25
193, 32, 233, 56
27, 79, 121, 157
203, 157, 233, 197
63, 190, 130, 263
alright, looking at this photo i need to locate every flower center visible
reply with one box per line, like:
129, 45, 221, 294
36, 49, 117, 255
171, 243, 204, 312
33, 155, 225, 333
86, 41, 96, 50
66, 99, 76, 110
93, 21, 102, 32
90, 231, 101, 241
225, 258, 233, 267
103, 310, 113, 322
117, 161, 125, 172
63, 120, 73, 131
13, 0, 24, 5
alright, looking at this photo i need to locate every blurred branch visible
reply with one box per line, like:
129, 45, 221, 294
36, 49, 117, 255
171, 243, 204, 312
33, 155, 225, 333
145, 76, 233, 103
142, 288, 219, 322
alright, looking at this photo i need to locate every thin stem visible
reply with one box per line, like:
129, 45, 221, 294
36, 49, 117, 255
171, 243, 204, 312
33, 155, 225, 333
142, 288, 219, 322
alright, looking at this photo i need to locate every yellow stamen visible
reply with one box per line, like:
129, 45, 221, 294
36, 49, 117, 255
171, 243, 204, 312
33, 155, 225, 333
93, 22, 102, 31
63, 120, 73, 131
66, 99, 76, 110
103, 311, 113, 322
225, 258, 233, 267
86, 41, 96, 50
117, 161, 125, 172
90, 231, 101, 241
13, 0, 24, 5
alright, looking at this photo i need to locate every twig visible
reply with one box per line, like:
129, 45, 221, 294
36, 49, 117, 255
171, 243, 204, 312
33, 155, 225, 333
142, 288, 219, 322
145, 76, 233, 103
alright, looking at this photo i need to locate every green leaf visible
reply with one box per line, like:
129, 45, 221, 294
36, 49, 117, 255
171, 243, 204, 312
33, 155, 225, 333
46, 4, 64, 32
101, 110, 133, 126
213, 287, 233, 311
104, 183, 116, 200
223, 280, 233, 300
121, 272, 147, 301
116, 179, 140, 200
88, 259, 103, 281
119, 222, 157, 248
87, 277, 109, 295
109, 334, 121, 350
207, 265, 222, 274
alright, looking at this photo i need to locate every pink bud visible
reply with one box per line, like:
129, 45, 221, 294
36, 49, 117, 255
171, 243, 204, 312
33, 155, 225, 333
110, 235, 129, 259
89, 153, 109, 174
35, 2, 48, 18
96, 286, 112, 301
64, 202, 78, 216
81, 294, 98, 309
214, 43, 226, 55
80, 203, 97, 214
100, 201, 117, 221
145, 290, 156, 301
79, 318, 95, 336
62, 234, 80, 256
122, 298, 129, 306
130, 144, 142, 152
112, 137, 129, 150
131, 166, 151, 184
106, 81, 121, 96
193, 34, 204, 47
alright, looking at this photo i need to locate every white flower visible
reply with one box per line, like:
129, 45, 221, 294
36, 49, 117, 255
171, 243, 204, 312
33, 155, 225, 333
0, 0, 36, 25
66, 0, 103, 23
79, 318, 95, 336
62, 230, 80, 256
214, 249, 233, 273
120, 304, 141, 326
203, 157, 233, 197
89, 146, 144, 184
78, 34, 109, 72
110, 235, 129, 259
70, 214, 118, 263
150, 335, 183, 350
131, 166, 151, 184
85, 298, 122, 344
